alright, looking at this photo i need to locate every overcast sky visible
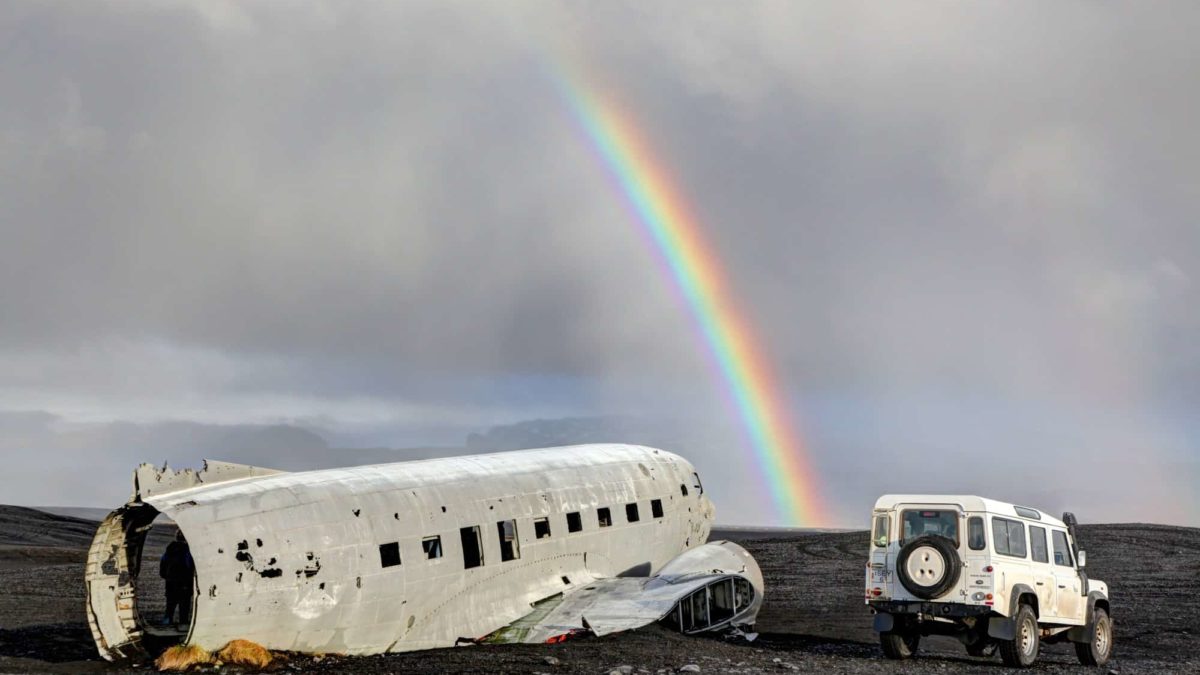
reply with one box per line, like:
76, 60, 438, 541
2, 2, 1197, 526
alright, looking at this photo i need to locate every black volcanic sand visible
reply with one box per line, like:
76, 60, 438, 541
0, 506, 1196, 674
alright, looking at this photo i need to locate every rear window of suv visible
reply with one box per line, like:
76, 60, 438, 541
901, 510, 959, 545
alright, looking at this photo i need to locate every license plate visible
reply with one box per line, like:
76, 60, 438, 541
871, 569, 890, 583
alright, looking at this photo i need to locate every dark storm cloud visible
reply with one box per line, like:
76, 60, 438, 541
1, 2, 1197, 523
0, 2, 694, 377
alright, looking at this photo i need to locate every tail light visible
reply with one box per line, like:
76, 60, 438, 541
985, 565, 993, 572
871, 588, 883, 597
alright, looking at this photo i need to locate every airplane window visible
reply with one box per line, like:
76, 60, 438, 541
460, 526, 483, 568
421, 536, 442, 560
566, 511, 582, 533
651, 499, 664, 518
710, 579, 735, 623
734, 578, 753, 610
534, 517, 551, 539
692, 473, 704, 495
626, 503, 640, 522
680, 484, 688, 497
660, 604, 681, 631
598, 507, 612, 528
497, 520, 520, 562
668, 582, 746, 634
689, 589, 709, 630
378, 542, 401, 568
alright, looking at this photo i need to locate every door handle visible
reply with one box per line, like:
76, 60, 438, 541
1058, 585, 1066, 589
1035, 582, 1044, 586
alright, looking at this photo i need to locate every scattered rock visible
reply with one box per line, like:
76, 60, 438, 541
542, 655, 561, 666
679, 665, 701, 673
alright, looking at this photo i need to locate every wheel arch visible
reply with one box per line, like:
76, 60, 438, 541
1090, 593, 1110, 619
1066, 591, 1110, 643
1007, 584, 1039, 619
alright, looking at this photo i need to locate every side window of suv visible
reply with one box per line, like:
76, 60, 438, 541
1029, 525, 1049, 563
872, 514, 889, 548
967, 516, 986, 551
992, 517, 1027, 558
1051, 529, 1073, 567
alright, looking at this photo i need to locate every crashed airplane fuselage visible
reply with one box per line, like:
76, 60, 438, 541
85, 444, 763, 660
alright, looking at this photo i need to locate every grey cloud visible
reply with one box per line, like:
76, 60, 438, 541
1, 2, 695, 377
1, 2, 1197, 524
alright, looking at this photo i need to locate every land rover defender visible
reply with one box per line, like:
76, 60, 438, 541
865, 495, 1111, 667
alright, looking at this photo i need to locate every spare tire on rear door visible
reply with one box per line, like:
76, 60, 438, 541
896, 535, 961, 599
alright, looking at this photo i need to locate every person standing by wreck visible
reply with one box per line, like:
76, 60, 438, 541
160, 530, 195, 628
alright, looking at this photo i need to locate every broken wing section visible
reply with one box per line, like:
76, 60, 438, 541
489, 540, 763, 644
133, 460, 286, 501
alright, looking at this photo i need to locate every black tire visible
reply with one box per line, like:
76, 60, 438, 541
895, 535, 962, 600
880, 630, 920, 660
999, 604, 1039, 668
1075, 607, 1113, 666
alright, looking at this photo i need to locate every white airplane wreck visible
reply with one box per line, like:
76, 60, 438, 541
85, 444, 764, 660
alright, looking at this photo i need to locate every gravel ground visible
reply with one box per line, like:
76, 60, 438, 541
0, 507, 1196, 674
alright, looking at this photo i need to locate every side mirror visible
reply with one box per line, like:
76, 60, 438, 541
1077, 550, 1087, 568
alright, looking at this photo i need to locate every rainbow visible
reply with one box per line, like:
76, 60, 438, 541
553, 75, 825, 526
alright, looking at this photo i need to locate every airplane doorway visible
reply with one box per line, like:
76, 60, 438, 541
85, 503, 196, 660
135, 512, 193, 637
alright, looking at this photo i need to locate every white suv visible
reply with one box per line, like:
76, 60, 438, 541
865, 495, 1112, 668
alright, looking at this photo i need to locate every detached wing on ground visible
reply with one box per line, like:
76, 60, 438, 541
487, 540, 763, 644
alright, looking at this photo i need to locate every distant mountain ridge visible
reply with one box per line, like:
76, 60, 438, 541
0, 505, 177, 551
34, 506, 115, 522
0, 505, 110, 548
6, 413, 736, 518
466, 415, 693, 453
